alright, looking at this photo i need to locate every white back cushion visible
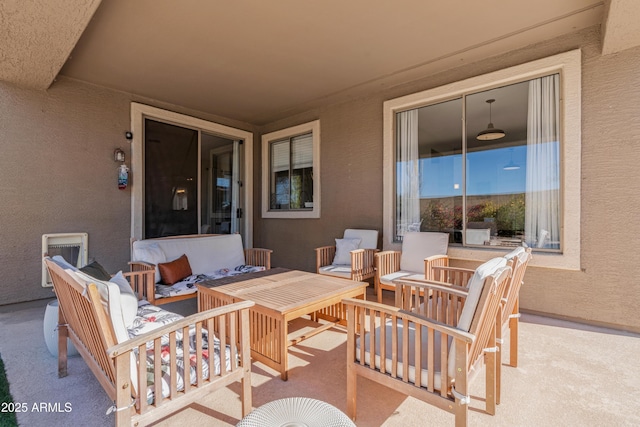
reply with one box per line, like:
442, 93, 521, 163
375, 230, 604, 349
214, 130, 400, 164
67, 270, 131, 344
456, 257, 507, 333
332, 238, 361, 265
51, 255, 79, 271
400, 232, 449, 273
131, 243, 166, 283
344, 229, 378, 250
132, 234, 246, 276
503, 246, 526, 261
466, 228, 490, 245
446, 262, 509, 378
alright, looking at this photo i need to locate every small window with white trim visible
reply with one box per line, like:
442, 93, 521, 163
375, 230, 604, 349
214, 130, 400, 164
262, 120, 320, 218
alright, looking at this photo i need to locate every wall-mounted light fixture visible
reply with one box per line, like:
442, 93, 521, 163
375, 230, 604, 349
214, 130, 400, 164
114, 148, 126, 162
477, 99, 506, 141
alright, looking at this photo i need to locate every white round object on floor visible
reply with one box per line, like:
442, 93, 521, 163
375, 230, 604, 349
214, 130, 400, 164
43, 300, 79, 357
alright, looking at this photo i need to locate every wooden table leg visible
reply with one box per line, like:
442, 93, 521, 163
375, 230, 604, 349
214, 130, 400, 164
280, 316, 288, 380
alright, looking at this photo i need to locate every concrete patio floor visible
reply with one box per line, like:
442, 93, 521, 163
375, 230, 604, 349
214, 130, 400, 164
1, 287, 639, 427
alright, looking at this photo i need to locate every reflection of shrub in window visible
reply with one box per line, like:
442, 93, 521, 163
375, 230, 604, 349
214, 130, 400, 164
273, 172, 290, 209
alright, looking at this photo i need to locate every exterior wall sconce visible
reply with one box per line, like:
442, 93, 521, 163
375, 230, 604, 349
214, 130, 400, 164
114, 148, 126, 162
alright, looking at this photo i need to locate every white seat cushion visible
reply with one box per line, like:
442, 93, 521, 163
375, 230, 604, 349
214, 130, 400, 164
400, 232, 449, 273
318, 264, 353, 279
356, 318, 446, 390
380, 271, 424, 286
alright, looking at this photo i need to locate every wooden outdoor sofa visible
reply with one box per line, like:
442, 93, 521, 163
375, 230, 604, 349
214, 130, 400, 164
129, 234, 272, 305
44, 256, 254, 427
344, 256, 513, 427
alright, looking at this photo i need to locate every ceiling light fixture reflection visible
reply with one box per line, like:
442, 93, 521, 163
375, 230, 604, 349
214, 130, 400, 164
503, 148, 520, 170
477, 99, 505, 141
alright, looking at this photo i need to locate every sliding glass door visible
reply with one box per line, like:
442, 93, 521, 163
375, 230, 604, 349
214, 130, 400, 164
143, 119, 243, 239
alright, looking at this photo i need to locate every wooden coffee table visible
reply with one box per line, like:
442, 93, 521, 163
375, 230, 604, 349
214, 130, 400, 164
197, 268, 367, 380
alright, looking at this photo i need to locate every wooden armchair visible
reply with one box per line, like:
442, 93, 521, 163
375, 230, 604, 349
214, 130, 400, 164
345, 258, 512, 426
315, 229, 379, 282
405, 246, 532, 405
374, 232, 449, 303
44, 257, 254, 426
426, 247, 532, 368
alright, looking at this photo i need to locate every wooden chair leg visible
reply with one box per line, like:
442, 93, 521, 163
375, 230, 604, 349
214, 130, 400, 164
509, 299, 520, 367
241, 373, 252, 417
496, 308, 503, 405
346, 364, 357, 420
485, 326, 497, 415
57, 310, 68, 378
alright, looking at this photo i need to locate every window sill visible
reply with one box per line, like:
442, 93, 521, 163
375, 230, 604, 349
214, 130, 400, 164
262, 209, 320, 219
447, 246, 579, 271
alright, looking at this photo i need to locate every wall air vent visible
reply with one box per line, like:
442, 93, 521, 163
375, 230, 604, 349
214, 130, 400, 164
42, 233, 88, 287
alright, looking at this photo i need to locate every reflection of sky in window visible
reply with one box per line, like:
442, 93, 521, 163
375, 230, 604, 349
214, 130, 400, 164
419, 145, 531, 197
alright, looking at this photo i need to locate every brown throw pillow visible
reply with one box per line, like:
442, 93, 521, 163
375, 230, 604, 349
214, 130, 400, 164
157, 254, 192, 285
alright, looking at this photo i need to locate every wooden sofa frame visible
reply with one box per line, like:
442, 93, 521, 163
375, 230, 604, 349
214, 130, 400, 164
344, 265, 511, 427
44, 258, 254, 427
129, 234, 273, 305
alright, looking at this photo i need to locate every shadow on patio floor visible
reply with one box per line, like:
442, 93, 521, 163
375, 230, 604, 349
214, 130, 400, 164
1, 288, 639, 427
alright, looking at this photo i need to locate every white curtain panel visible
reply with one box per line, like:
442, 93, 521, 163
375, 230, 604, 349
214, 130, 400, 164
525, 74, 561, 247
230, 140, 240, 234
396, 109, 421, 237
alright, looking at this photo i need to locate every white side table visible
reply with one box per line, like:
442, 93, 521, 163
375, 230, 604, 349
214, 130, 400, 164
44, 300, 79, 357
237, 397, 355, 427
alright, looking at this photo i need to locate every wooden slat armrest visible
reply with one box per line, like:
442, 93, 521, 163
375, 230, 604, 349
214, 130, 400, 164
124, 267, 156, 304
393, 279, 469, 323
342, 298, 475, 343
107, 300, 255, 357
129, 260, 155, 271
431, 265, 476, 287
244, 248, 273, 269
424, 254, 449, 280
394, 277, 470, 297
315, 245, 336, 271
350, 248, 378, 281
374, 250, 401, 277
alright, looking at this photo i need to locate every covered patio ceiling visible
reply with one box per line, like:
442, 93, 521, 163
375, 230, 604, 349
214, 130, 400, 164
1, 0, 639, 125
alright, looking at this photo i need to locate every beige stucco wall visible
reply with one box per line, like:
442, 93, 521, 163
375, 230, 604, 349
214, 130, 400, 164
1, 25, 638, 333
0, 77, 255, 305
255, 26, 640, 333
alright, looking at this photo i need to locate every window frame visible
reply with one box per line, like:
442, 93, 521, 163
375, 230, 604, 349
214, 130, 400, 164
130, 102, 254, 246
383, 49, 581, 270
261, 120, 321, 219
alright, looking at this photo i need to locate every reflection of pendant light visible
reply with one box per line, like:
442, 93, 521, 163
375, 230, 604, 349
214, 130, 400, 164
503, 148, 520, 170
477, 99, 505, 141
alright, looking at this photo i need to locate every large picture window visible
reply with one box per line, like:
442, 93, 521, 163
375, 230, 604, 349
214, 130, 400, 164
383, 50, 581, 270
262, 120, 320, 218
397, 75, 561, 250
